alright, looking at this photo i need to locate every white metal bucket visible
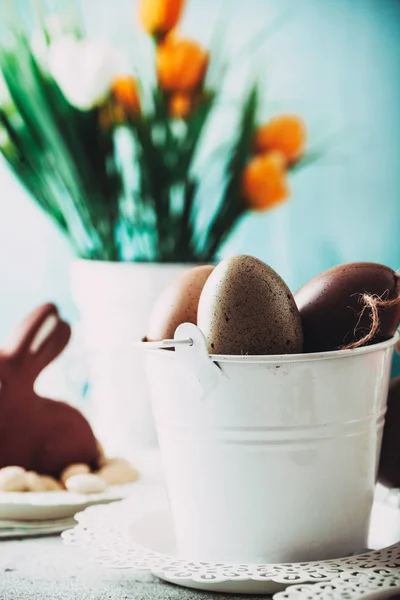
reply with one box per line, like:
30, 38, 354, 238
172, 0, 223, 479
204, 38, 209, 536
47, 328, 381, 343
145, 323, 398, 564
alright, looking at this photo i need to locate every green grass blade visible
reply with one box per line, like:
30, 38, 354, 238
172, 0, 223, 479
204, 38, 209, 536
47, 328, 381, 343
201, 84, 259, 259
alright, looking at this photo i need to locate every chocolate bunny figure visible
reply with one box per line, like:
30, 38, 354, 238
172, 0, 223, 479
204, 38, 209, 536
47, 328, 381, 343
0, 304, 99, 477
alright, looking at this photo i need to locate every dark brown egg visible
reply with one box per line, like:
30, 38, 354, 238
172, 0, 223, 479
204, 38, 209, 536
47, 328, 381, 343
295, 262, 400, 353
197, 255, 303, 355
147, 265, 215, 341
378, 377, 400, 489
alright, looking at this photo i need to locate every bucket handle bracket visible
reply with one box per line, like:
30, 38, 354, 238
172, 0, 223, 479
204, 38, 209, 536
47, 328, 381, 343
174, 323, 224, 395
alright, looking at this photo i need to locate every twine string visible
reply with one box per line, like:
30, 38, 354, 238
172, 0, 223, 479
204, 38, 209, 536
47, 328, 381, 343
341, 292, 400, 350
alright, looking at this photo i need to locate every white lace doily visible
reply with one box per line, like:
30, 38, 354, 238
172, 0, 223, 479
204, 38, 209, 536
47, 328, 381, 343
273, 573, 400, 600
62, 485, 400, 597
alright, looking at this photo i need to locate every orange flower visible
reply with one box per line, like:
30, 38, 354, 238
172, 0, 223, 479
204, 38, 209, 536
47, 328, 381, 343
241, 151, 289, 211
156, 36, 209, 92
111, 76, 141, 117
139, 0, 185, 38
254, 115, 306, 163
169, 92, 192, 119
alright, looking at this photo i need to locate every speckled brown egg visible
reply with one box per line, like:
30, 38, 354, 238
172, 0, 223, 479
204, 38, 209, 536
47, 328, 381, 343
197, 255, 303, 355
295, 262, 400, 353
147, 265, 215, 341
378, 377, 400, 489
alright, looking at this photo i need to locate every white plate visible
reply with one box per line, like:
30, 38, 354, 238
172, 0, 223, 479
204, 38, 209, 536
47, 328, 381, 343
0, 518, 76, 539
0, 484, 136, 521
62, 485, 400, 597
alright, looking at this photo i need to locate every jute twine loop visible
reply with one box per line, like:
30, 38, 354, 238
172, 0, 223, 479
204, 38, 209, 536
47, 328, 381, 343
341, 291, 400, 350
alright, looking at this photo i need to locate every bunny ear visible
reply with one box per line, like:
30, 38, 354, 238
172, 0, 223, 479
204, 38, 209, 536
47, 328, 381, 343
4, 304, 60, 357
4, 304, 71, 376
29, 319, 71, 378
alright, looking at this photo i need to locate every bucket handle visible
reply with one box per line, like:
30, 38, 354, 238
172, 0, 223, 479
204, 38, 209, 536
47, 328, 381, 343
137, 323, 224, 395
175, 323, 224, 394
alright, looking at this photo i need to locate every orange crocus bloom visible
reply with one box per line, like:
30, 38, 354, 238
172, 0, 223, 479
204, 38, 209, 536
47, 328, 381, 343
111, 76, 141, 117
139, 0, 185, 38
241, 151, 289, 211
156, 36, 209, 92
169, 92, 192, 119
254, 115, 306, 163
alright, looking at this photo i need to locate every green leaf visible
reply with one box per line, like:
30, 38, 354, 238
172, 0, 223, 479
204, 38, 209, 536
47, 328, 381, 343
0, 35, 123, 259
229, 8, 295, 66
205, 0, 235, 87
201, 84, 259, 260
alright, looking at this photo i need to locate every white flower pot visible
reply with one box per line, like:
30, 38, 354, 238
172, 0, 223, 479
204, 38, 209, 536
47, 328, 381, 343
70, 260, 190, 459
146, 323, 398, 564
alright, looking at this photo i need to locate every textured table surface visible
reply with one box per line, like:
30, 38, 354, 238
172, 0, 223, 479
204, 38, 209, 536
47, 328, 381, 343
0, 536, 248, 600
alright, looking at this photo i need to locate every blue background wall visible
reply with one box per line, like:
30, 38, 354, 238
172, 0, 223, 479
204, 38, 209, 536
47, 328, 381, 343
0, 0, 399, 342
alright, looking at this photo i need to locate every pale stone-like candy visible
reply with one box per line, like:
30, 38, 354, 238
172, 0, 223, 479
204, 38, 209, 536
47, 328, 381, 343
40, 475, 64, 491
25, 472, 49, 492
65, 473, 107, 494
25, 472, 63, 492
0, 466, 28, 491
60, 463, 90, 486
97, 458, 139, 486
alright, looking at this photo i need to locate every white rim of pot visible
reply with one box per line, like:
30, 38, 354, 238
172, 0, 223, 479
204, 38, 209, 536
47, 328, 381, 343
146, 331, 399, 364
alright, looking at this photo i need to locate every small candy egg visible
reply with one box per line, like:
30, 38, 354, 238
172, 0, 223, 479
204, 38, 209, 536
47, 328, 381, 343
25, 472, 48, 492
0, 466, 28, 492
60, 463, 90, 486
198, 255, 303, 355
97, 458, 139, 486
24, 472, 64, 492
65, 473, 107, 494
295, 262, 400, 352
147, 265, 215, 341
40, 475, 64, 491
